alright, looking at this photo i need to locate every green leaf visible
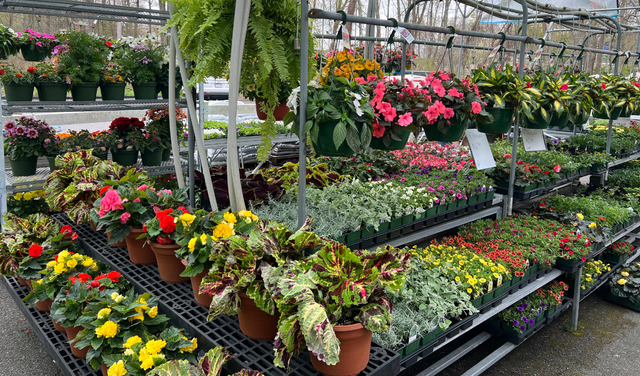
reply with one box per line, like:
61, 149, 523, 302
332, 121, 347, 149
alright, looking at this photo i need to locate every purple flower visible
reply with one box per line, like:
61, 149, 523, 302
140, 56, 152, 64
519, 325, 526, 331
15, 125, 25, 135
66, 76, 71, 85
522, 316, 528, 322
512, 320, 520, 326
528, 319, 535, 325
517, 306, 524, 311
26, 129, 38, 138
133, 45, 150, 51
541, 302, 546, 308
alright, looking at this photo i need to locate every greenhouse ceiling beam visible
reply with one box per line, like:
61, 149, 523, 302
0, 0, 168, 25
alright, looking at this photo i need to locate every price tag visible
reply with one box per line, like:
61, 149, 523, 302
465, 129, 496, 170
496, 274, 503, 287
488, 44, 500, 58
521, 128, 547, 152
533, 47, 543, 61
341, 28, 350, 49
396, 27, 415, 44
487, 280, 493, 292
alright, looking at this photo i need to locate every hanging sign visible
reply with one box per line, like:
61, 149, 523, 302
533, 47, 543, 61
521, 128, 547, 152
396, 27, 415, 44
466, 129, 496, 170
488, 44, 501, 58
341, 28, 350, 49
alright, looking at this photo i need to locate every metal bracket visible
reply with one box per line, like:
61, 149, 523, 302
446, 25, 457, 49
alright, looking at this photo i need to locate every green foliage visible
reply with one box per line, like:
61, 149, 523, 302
148, 346, 262, 376
57, 31, 109, 85
609, 263, 640, 304
471, 63, 538, 118
0, 24, 19, 57
260, 162, 344, 191
319, 150, 404, 181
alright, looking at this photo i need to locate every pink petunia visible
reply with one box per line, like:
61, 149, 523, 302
434, 100, 446, 114
397, 113, 413, 127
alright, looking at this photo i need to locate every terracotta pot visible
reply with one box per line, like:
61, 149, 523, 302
106, 231, 127, 248
255, 97, 290, 121
90, 220, 97, 231
181, 259, 212, 307
18, 277, 28, 286
149, 242, 188, 283
125, 228, 156, 265
101, 362, 108, 376
26, 279, 34, 290
65, 325, 89, 359
52, 319, 66, 333
35, 298, 53, 312
310, 323, 372, 376
238, 291, 280, 340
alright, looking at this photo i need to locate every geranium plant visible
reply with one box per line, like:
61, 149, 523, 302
3, 116, 56, 160
262, 242, 410, 370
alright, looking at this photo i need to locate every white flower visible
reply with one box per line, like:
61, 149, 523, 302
287, 86, 301, 113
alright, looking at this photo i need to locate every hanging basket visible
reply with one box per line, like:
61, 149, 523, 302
369, 128, 410, 150
162, 147, 171, 161
423, 118, 468, 142
100, 82, 126, 101
523, 108, 552, 129
549, 111, 569, 129
21, 45, 47, 62
71, 83, 99, 101
571, 112, 590, 126
4, 82, 34, 102
593, 106, 622, 120
36, 82, 68, 101
620, 107, 632, 118
132, 82, 158, 100
477, 107, 514, 134
312, 120, 362, 157
255, 97, 290, 121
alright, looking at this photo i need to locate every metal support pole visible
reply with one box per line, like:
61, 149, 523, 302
188, 73, 196, 208
571, 266, 583, 330
167, 5, 185, 189
0, 84, 5, 228
458, 4, 468, 76
364, 0, 376, 60
297, 0, 309, 228
198, 81, 205, 171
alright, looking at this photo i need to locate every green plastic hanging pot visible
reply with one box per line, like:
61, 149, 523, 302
312, 120, 362, 157
593, 105, 623, 120
71, 83, 99, 101
477, 107, 514, 134
100, 82, 126, 101
161, 148, 171, 161
160, 84, 182, 100
141, 149, 163, 166
21, 45, 47, 62
369, 128, 411, 150
111, 149, 139, 167
132, 82, 158, 100
10, 156, 38, 176
36, 82, 68, 101
4, 82, 34, 102
633, 106, 640, 116
571, 112, 590, 126
523, 108, 552, 129
549, 111, 569, 129
620, 107, 632, 118
423, 118, 468, 142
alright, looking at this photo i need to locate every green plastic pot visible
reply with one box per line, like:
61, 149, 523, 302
132, 82, 158, 100
377, 222, 390, 233
446, 202, 456, 211
141, 149, 163, 166
549, 111, 569, 129
36, 82, 68, 101
426, 206, 437, 217
100, 82, 126, 101
481, 290, 495, 304
92, 151, 108, 160
161, 148, 171, 161
10, 156, 38, 176
71, 83, 99, 101
436, 204, 446, 214
46, 155, 58, 171
4, 82, 34, 102
389, 217, 403, 229
571, 112, 590, 126
468, 195, 478, 204
523, 108, 552, 129
361, 225, 375, 238
477, 193, 487, 202
312, 120, 361, 157
21, 45, 47, 61
477, 107, 514, 134
111, 149, 139, 167
345, 230, 361, 243
620, 107, 632, 118
401, 214, 413, 225
160, 84, 182, 100
370, 128, 411, 151
593, 106, 623, 120
487, 191, 495, 200
423, 118, 468, 142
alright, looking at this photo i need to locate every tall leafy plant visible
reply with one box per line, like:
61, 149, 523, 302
56, 31, 109, 85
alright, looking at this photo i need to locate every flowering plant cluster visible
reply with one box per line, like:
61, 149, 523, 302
498, 290, 548, 334
576, 259, 610, 291
320, 151, 404, 182
144, 108, 187, 149
409, 166, 494, 205
107, 117, 145, 152
4, 116, 57, 160
606, 241, 634, 257
117, 42, 162, 83
0, 63, 38, 84
36, 62, 71, 84
609, 262, 640, 304
392, 142, 472, 171
373, 45, 417, 73
17, 224, 80, 281
319, 50, 383, 85
102, 63, 125, 83
539, 194, 632, 231
7, 189, 48, 217
16, 29, 57, 54
140, 206, 193, 245
55, 31, 110, 85
367, 78, 422, 143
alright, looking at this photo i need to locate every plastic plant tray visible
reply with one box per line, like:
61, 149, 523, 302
2, 276, 98, 376
53, 214, 401, 376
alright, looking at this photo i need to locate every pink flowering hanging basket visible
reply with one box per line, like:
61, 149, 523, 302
370, 128, 411, 151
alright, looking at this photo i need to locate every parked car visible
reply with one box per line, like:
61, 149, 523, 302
203, 77, 229, 100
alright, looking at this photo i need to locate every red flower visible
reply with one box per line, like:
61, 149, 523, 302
105, 41, 112, 47
602, 83, 607, 90
160, 215, 176, 233
61, 225, 73, 236
72, 233, 78, 241
560, 84, 568, 91
26, 66, 37, 74
143, 223, 147, 233
553, 164, 561, 173
157, 235, 173, 245
156, 208, 174, 221
90, 280, 100, 288
28, 244, 43, 258
106, 271, 121, 283
100, 186, 112, 196
503, 154, 511, 158
526, 82, 532, 88
78, 273, 92, 282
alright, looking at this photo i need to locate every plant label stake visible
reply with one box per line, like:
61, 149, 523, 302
465, 129, 496, 170
521, 128, 547, 152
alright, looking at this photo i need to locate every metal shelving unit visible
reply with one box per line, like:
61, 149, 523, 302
1, 99, 188, 116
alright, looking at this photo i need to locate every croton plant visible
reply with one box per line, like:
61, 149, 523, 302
262, 242, 410, 371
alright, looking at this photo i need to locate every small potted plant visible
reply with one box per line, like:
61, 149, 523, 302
263, 242, 410, 375
0, 24, 19, 59
139, 129, 163, 166
144, 108, 187, 161
91, 130, 110, 160
374, 45, 418, 74
17, 29, 56, 61
4, 116, 56, 176
35, 62, 70, 101
587, 75, 622, 120
0, 63, 38, 101
100, 62, 126, 100
107, 117, 145, 166
56, 31, 109, 101
285, 78, 375, 156
119, 42, 162, 99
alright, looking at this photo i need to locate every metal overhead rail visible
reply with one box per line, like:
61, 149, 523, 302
0, 0, 169, 25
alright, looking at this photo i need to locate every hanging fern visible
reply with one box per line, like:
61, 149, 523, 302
168, 0, 315, 160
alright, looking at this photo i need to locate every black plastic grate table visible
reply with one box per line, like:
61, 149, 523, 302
54, 214, 400, 376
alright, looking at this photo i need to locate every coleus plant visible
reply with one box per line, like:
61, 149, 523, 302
148, 345, 263, 376
261, 242, 410, 371
200, 218, 324, 322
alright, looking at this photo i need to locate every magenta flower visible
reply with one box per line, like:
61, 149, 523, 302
397, 112, 413, 127
99, 190, 124, 217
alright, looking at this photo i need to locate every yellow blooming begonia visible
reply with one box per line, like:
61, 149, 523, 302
97, 308, 111, 319
96, 321, 118, 338
107, 360, 127, 376
213, 222, 234, 239
145, 339, 166, 355
188, 237, 197, 253
147, 306, 158, 318
123, 335, 143, 349
180, 213, 195, 226
224, 212, 237, 224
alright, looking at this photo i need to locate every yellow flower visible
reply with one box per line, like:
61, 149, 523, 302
81, 257, 94, 267
213, 222, 234, 239
66, 259, 78, 268
188, 237, 197, 253
577, 213, 584, 220
621, 271, 630, 277
124, 348, 134, 356
200, 234, 208, 244
135, 297, 149, 313
180, 213, 195, 226
238, 210, 259, 221
129, 314, 144, 322
23, 192, 33, 200
13, 192, 22, 200
180, 338, 198, 353
107, 360, 127, 376
224, 212, 237, 224
334, 67, 343, 77
111, 292, 124, 303
139, 347, 151, 363
97, 308, 111, 319
96, 321, 118, 338
479, 278, 487, 283
246, 84, 255, 92
123, 335, 143, 349
145, 339, 166, 355
354, 63, 365, 71
54, 263, 66, 274
467, 288, 473, 294
147, 306, 158, 318
454, 276, 460, 282
618, 278, 627, 285
589, 222, 597, 228
140, 356, 156, 370
46, 260, 56, 269
365, 61, 375, 70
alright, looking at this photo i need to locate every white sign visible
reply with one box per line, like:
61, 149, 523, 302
466, 129, 496, 170
396, 27, 415, 44
521, 128, 547, 152
341, 28, 350, 49
533, 47, 543, 61
488, 44, 501, 58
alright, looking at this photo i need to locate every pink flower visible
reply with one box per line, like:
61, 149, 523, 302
355, 77, 365, 85
433, 85, 446, 97
99, 190, 124, 216
372, 120, 385, 138
560, 84, 568, 91
120, 212, 131, 224
553, 164, 561, 173
383, 106, 397, 122
434, 100, 446, 114
602, 83, 607, 89
443, 108, 455, 119
133, 197, 141, 203
137, 184, 149, 191
424, 106, 440, 123
397, 113, 413, 127
448, 88, 461, 98
471, 102, 482, 115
